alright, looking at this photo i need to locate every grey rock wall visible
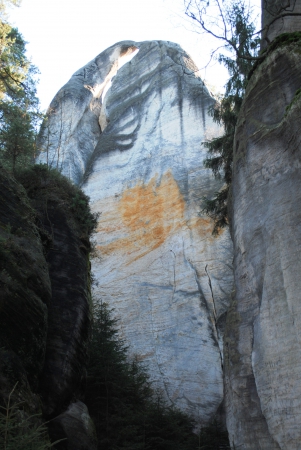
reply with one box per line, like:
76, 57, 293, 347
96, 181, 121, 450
19, 167, 93, 419
38, 40, 234, 422
38, 42, 139, 184
262, 0, 301, 46
226, 39, 301, 449
0, 166, 95, 447
0, 166, 51, 390
48, 401, 97, 450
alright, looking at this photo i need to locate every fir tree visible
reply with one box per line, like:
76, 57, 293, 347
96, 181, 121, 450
0, 1, 42, 173
201, 1, 260, 234
0, 384, 60, 450
86, 301, 230, 449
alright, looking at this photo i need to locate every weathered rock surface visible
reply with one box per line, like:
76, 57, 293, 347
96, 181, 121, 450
38, 42, 140, 184
38, 40, 234, 422
48, 401, 97, 450
0, 166, 95, 446
226, 40, 301, 449
0, 166, 51, 390
262, 0, 301, 46
19, 166, 93, 419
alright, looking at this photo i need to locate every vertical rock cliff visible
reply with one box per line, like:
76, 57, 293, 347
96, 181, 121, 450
18, 167, 94, 420
225, 36, 301, 449
0, 166, 51, 403
261, 0, 301, 46
0, 165, 97, 450
38, 40, 234, 422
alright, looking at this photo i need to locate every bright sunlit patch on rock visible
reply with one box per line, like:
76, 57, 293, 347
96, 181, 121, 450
101, 47, 139, 103
98, 46, 139, 131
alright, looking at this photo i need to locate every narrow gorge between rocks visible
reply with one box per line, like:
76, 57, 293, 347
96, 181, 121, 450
1, 7, 301, 447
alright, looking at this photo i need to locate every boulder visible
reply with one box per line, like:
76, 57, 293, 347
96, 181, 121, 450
48, 401, 97, 450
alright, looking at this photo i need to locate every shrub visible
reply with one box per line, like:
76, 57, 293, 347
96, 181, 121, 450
0, 384, 61, 450
86, 301, 230, 449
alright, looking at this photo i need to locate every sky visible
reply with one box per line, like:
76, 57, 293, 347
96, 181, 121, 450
9, 0, 261, 111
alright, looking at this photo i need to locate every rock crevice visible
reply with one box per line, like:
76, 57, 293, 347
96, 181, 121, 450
38, 40, 234, 422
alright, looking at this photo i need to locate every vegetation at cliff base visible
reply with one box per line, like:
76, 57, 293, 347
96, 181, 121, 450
86, 301, 230, 449
0, 384, 56, 450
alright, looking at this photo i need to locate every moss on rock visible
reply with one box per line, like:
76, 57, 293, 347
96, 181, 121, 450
16, 164, 97, 418
249, 32, 301, 80
0, 166, 51, 389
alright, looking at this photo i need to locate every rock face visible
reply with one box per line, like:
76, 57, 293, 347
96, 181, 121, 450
0, 166, 50, 416
0, 165, 95, 447
262, 0, 301, 46
38, 40, 233, 422
225, 39, 301, 449
48, 401, 97, 450
19, 167, 93, 419
0, 166, 51, 391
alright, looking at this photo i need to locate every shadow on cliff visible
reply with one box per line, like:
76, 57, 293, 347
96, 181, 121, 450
0, 164, 98, 449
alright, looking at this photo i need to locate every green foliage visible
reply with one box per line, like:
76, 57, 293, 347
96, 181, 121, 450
202, 186, 229, 235
0, 94, 41, 173
202, 1, 259, 234
0, 384, 57, 450
16, 164, 98, 239
250, 31, 301, 78
86, 301, 230, 449
0, 23, 29, 99
0, 1, 42, 173
70, 191, 99, 238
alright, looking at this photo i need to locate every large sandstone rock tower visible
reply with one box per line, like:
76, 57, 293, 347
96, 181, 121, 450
38, 40, 233, 422
225, 1, 301, 448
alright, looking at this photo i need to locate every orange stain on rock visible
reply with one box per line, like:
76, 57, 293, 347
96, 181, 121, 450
98, 171, 185, 261
192, 216, 225, 241
120, 171, 185, 251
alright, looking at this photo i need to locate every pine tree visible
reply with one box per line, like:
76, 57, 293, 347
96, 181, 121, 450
86, 301, 230, 449
0, 1, 42, 173
201, 1, 260, 234
86, 301, 152, 449
186, 0, 299, 233
0, 89, 40, 172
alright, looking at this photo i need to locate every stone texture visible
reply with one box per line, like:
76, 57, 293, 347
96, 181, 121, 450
0, 166, 95, 447
48, 401, 97, 450
38, 42, 139, 185
0, 166, 51, 389
38, 40, 234, 422
19, 166, 93, 419
226, 40, 301, 449
262, 0, 301, 46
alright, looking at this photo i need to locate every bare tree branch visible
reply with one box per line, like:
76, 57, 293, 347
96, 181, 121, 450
184, 0, 301, 63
